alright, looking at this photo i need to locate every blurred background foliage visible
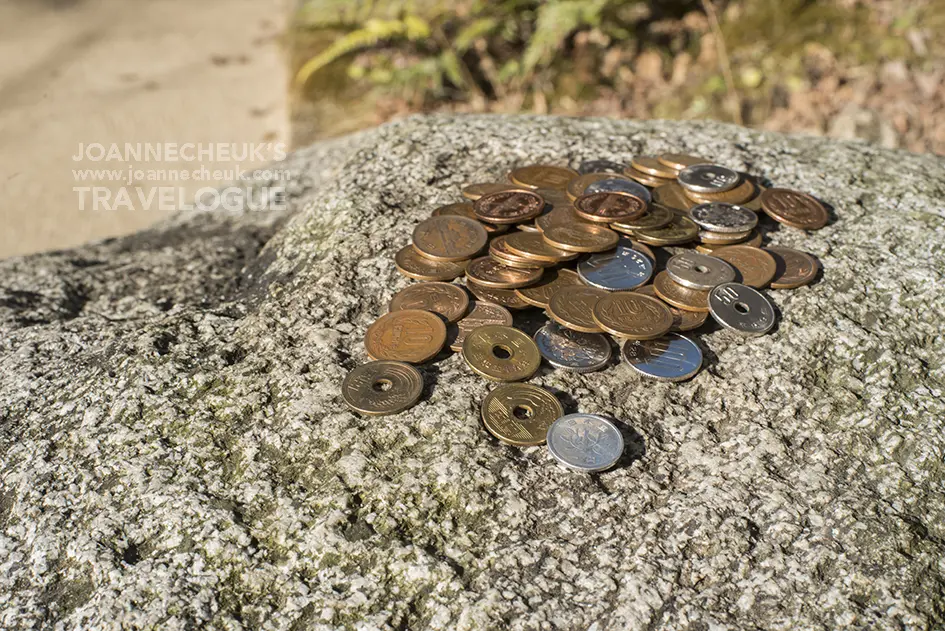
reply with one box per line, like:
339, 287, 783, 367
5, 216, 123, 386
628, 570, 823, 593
288, 0, 945, 154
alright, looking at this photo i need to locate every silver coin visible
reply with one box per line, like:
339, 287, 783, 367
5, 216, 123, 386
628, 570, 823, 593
546, 413, 624, 473
578, 241, 653, 291
621, 333, 703, 382
578, 159, 627, 175
690, 202, 758, 233
708, 282, 776, 336
534, 322, 612, 373
677, 164, 740, 194
665, 251, 736, 290
585, 178, 652, 204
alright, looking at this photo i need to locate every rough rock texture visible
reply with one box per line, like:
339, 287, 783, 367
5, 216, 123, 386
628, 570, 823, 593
1, 115, 944, 631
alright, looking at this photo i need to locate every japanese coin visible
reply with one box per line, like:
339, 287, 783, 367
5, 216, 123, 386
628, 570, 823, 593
412, 216, 488, 262
630, 240, 656, 262
395, 245, 468, 281
535, 205, 588, 233
364, 309, 447, 363
490, 235, 546, 269
474, 190, 546, 224
624, 166, 673, 188
547, 285, 609, 333
652, 182, 696, 211
712, 246, 777, 289
690, 202, 758, 233
765, 246, 819, 289
466, 257, 543, 289
578, 159, 627, 175
509, 165, 579, 190
574, 192, 647, 223
678, 164, 740, 194
621, 334, 703, 382
462, 325, 541, 381
696, 230, 762, 253
658, 153, 706, 172
592, 292, 673, 340
666, 251, 736, 290
699, 229, 754, 245
448, 300, 514, 352
546, 414, 624, 473
433, 201, 506, 234
341, 361, 424, 415
542, 223, 619, 253
503, 231, 578, 264
635, 285, 708, 332
631, 156, 678, 179
684, 175, 756, 205
388, 281, 469, 323
567, 172, 631, 201
461, 182, 527, 200
708, 282, 776, 336
633, 214, 699, 246
585, 178, 653, 204
466, 280, 533, 309
653, 271, 710, 312
481, 384, 563, 447
515, 268, 585, 309
611, 203, 674, 232
760, 188, 828, 230
578, 242, 653, 291
534, 322, 612, 373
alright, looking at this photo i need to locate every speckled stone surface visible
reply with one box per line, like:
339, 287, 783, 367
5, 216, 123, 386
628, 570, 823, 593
1, 115, 944, 631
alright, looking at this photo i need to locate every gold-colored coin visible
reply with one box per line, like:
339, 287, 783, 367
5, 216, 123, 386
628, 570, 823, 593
364, 309, 447, 363
740, 180, 768, 211
447, 300, 514, 352
432, 201, 507, 234
765, 246, 819, 289
699, 229, 754, 245
388, 282, 469, 323
541, 223, 619, 253
711, 246, 777, 289
466, 280, 533, 309
547, 285, 608, 333
566, 172, 631, 201
631, 156, 678, 179
624, 165, 673, 188
412, 216, 488, 262
684, 175, 756, 205
341, 360, 424, 416
635, 285, 708, 332
514, 268, 585, 308
509, 165, 579, 190
652, 271, 710, 313
481, 384, 563, 446
503, 232, 578, 264
696, 230, 762, 253
657, 153, 707, 172
652, 182, 696, 211
760, 188, 829, 230
611, 203, 675, 232
633, 215, 699, 246
534, 187, 572, 208
465, 256, 543, 289
490, 235, 552, 268
574, 192, 647, 223
474, 190, 546, 224
461, 182, 528, 200
517, 222, 541, 233
592, 292, 673, 340
462, 325, 541, 382
394, 245, 469, 281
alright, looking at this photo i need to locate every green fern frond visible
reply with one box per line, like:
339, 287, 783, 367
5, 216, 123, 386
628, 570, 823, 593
295, 18, 413, 87
522, 0, 609, 75
439, 50, 466, 87
454, 17, 499, 52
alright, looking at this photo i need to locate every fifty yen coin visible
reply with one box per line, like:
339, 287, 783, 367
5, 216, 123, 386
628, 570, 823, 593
708, 282, 776, 336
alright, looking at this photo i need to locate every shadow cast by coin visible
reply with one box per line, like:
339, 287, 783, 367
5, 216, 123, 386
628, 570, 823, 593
510, 307, 549, 337
545, 387, 580, 415
819, 198, 838, 227
604, 417, 646, 470
692, 336, 720, 372
417, 363, 442, 403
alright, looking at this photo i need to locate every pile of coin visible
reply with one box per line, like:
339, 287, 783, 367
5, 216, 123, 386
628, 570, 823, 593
342, 155, 824, 473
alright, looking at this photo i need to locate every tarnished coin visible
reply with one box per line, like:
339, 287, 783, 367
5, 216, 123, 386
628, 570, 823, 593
652, 182, 696, 211
514, 268, 585, 309
466, 280, 533, 309
585, 178, 653, 204
631, 156, 678, 179
653, 271, 710, 312
760, 188, 828, 230
432, 201, 506, 234
574, 192, 647, 223
542, 223, 619, 253
578, 242, 653, 291
462, 325, 541, 381
611, 203, 674, 232
634, 285, 708, 332
481, 384, 563, 446
448, 300, 514, 352
621, 334, 703, 382
546, 414, 624, 473
592, 292, 673, 340
684, 175, 756, 205
413, 216, 488, 262
578, 159, 627, 175
624, 166, 673, 188
666, 251, 736, 290
547, 285, 608, 333
633, 214, 699, 246
765, 246, 819, 289
678, 164, 740, 194
699, 229, 754, 244
509, 165, 579, 190
365, 309, 447, 363
341, 361, 424, 415
658, 153, 706, 172
567, 172, 631, 201
466, 256, 543, 289
490, 235, 546, 269
534, 322, 612, 373
696, 229, 762, 253
690, 202, 759, 234
395, 245, 469, 281
708, 283, 776, 335
712, 246, 777, 289
389, 281, 469, 323
461, 182, 527, 200
503, 231, 578, 264
474, 190, 546, 225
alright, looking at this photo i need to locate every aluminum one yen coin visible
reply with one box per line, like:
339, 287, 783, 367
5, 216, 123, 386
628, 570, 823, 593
708, 282, 776, 336
666, 251, 736, 290
578, 240, 653, 291
533, 322, 612, 373
621, 333, 703, 382
690, 202, 758, 234
678, 164, 741, 194
546, 413, 624, 473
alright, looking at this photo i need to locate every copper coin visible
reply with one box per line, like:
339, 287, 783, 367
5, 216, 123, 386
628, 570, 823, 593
448, 300, 514, 352
541, 223, 619, 253
547, 285, 608, 333
633, 214, 699, 246
652, 182, 696, 211
592, 292, 673, 340
566, 172, 631, 201
696, 230, 762, 253
765, 246, 819, 289
631, 156, 678, 179
685, 175, 756, 205
462, 182, 528, 200
611, 203, 675, 232
699, 229, 754, 244
432, 201, 507, 234
412, 216, 488, 262
652, 271, 710, 312
516, 222, 541, 233
466, 256, 543, 289
574, 192, 647, 223
364, 309, 447, 363
624, 165, 673, 188
634, 285, 708, 332
388, 282, 470, 323
341, 360, 424, 416
503, 232, 578, 264
489, 235, 546, 269
658, 153, 707, 172
474, 190, 546, 225
535, 205, 589, 232
534, 187, 573, 207
395, 245, 469, 281
514, 268, 585, 309
760, 188, 828, 230
509, 165, 579, 190
466, 280, 533, 309
712, 246, 777, 289
462, 325, 541, 382
481, 384, 563, 446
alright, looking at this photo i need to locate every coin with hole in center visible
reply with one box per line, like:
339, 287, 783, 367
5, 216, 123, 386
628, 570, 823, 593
514, 268, 585, 309
474, 190, 546, 225
574, 192, 647, 223
448, 300, 514, 352
578, 242, 653, 291
765, 246, 819, 289
592, 292, 673, 340
708, 282, 776, 336
547, 414, 624, 473
760, 188, 828, 230
534, 322, 612, 373
666, 252, 736, 290
395, 245, 469, 281
621, 333, 703, 382
365, 309, 447, 363
547, 285, 609, 333
542, 223, 619, 253
465, 256, 543, 289
711, 245, 777, 289
585, 178, 653, 204
678, 164, 740, 194
690, 202, 759, 234
462, 325, 541, 381
509, 165, 579, 190
413, 216, 488, 262
481, 383, 563, 446
388, 281, 469, 323
342, 361, 424, 415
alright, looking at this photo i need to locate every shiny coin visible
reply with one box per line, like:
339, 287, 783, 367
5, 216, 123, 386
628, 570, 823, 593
684, 175, 756, 205
633, 214, 699, 246
765, 246, 819, 289
461, 182, 527, 200
466, 257, 543, 289
448, 300, 513, 352
341, 360, 424, 415
388, 281, 469, 323
462, 325, 541, 381
514, 268, 585, 308
364, 309, 447, 363
481, 384, 563, 446
708, 283, 776, 336
574, 192, 647, 223
533, 322, 612, 373
517, 222, 541, 233
542, 223, 619, 253
585, 178, 653, 204
395, 245, 469, 281
474, 190, 545, 225
658, 153, 706, 172
699, 228, 753, 244
578, 159, 627, 175
690, 202, 758, 233
503, 231, 578, 264
432, 201, 507, 234
489, 235, 546, 269
621, 334, 703, 382
592, 292, 673, 340
631, 156, 678, 179
535, 205, 589, 233
413, 216, 488, 262
630, 240, 656, 261
760, 188, 828, 230
466, 280, 533, 309
652, 182, 696, 211
696, 230, 762, 253
578, 242, 653, 291
547, 285, 608, 333
624, 166, 673, 188
712, 246, 777, 289
509, 165, 579, 190
678, 164, 740, 194
634, 285, 708, 332
611, 203, 674, 232
666, 251, 736, 290
547, 414, 624, 473
653, 271, 710, 312
566, 172, 631, 201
